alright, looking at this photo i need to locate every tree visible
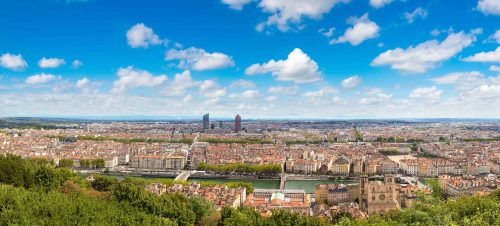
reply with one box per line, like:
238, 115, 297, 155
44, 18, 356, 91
58, 159, 74, 168
90, 174, 117, 192
219, 207, 255, 226
34, 165, 63, 192
92, 159, 105, 169
110, 178, 145, 203
189, 196, 216, 224
80, 159, 91, 170
0, 154, 35, 188
199, 212, 221, 226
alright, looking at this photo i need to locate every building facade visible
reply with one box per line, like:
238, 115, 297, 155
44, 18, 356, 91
131, 155, 187, 170
203, 113, 210, 132
359, 175, 400, 216
235, 114, 242, 132
315, 184, 349, 205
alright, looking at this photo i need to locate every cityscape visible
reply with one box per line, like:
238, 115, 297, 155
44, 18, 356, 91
1, 0, 499, 225
0, 116, 499, 224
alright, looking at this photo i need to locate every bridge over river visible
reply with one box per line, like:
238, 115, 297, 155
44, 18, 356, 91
279, 163, 286, 191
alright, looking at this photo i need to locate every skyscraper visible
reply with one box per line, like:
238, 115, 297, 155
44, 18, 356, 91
203, 113, 209, 132
235, 114, 241, 132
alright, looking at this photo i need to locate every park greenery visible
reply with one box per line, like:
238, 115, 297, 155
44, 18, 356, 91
0, 154, 498, 225
375, 137, 424, 143
197, 162, 282, 175
284, 139, 335, 145
79, 158, 106, 169
199, 138, 274, 144
462, 137, 500, 142
45, 135, 193, 145
0, 121, 60, 130
377, 149, 402, 156
57, 158, 74, 168
353, 127, 363, 141
416, 152, 442, 158
47, 135, 279, 145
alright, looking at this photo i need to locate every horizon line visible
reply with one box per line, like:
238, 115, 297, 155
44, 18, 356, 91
2, 116, 500, 121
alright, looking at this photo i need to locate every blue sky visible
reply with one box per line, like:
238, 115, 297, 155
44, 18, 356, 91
0, 0, 499, 118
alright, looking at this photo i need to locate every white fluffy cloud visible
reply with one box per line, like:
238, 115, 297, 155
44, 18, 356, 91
204, 88, 227, 99
462, 47, 500, 63
126, 23, 163, 48
369, 0, 393, 8
72, 60, 83, 68
359, 87, 392, 105
431, 71, 500, 99
112, 66, 167, 93
75, 77, 94, 94
371, 31, 477, 73
331, 96, 344, 104
469, 84, 500, 98
245, 48, 322, 83
267, 86, 297, 94
198, 80, 227, 101
26, 73, 58, 85
182, 94, 193, 103
266, 96, 278, 102
302, 88, 336, 98
330, 14, 379, 46
409, 86, 442, 99
432, 72, 475, 85
490, 30, 500, 44
0, 53, 28, 71
404, 7, 427, 24
221, 0, 253, 10
490, 65, 500, 72
38, 57, 65, 68
319, 27, 335, 38
342, 75, 362, 88
75, 77, 90, 89
199, 80, 219, 92
230, 79, 256, 88
477, 0, 500, 15
431, 71, 483, 87
241, 89, 260, 99
166, 47, 234, 71
163, 70, 198, 96
255, 0, 349, 32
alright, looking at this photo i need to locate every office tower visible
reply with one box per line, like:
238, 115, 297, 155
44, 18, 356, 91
235, 114, 241, 132
203, 113, 209, 132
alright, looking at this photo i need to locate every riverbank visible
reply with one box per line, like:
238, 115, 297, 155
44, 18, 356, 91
78, 170, 357, 193
85, 169, 354, 181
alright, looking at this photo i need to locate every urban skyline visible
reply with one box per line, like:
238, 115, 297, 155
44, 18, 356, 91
1, 0, 499, 118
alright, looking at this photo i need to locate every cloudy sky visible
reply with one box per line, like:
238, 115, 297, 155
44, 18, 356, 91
0, 0, 499, 119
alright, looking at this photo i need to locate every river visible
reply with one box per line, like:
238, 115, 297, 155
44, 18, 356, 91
105, 175, 348, 193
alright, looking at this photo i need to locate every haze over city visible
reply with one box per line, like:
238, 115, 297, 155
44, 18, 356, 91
1, 0, 499, 119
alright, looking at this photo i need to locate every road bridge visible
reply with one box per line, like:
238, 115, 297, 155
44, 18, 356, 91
174, 170, 205, 182
174, 171, 192, 182
279, 163, 286, 191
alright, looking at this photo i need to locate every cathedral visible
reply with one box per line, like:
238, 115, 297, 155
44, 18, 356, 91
358, 174, 400, 215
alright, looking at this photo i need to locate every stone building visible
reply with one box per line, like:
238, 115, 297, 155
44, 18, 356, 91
245, 189, 311, 217
131, 155, 187, 170
315, 184, 349, 205
359, 175, 400, 216
330, 157, 350, 175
